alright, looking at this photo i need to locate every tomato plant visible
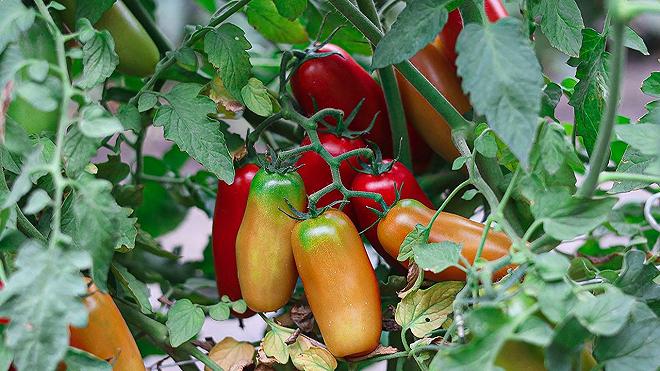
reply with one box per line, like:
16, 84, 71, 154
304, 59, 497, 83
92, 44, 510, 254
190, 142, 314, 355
0, 0, 659, 371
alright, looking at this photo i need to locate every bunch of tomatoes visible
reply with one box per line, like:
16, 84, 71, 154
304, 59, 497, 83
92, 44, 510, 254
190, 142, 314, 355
212, 0, 512, 358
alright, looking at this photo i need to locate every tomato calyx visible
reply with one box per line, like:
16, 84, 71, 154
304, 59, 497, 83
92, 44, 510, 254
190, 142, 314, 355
353, 141, 397, 176
315, 98, 377, 139
258, 146, 301, 175
280, 197, 350, 221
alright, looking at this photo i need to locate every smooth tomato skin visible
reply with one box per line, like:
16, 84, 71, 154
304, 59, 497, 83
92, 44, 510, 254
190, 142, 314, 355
235, 169, 306, 312
437, 10, 463, 64
485, 0, 509, 21
296, 133, 365, 216
59, 0, 159, 76
69, 280, 144, 370
377, 199, 513, 281
212, 164, 259, 318
351, 160, 432, 268
396, 44, 471, 163
290, 44, 432, 167
291, 209, 381, 357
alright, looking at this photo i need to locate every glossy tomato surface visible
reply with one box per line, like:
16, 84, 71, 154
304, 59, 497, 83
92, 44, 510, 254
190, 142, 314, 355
212, 163, 259, 318
291, 209, 381, 357
377, 199, 513, 281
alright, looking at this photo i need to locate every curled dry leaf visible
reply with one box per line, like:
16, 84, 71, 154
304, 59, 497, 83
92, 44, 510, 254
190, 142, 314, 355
395, 281, 464, 338
289, 334, 334, 370
398, 262, 423, 298
209, 75, 244, 117
345, 345, 399, 362
293, 348, 337, 371
290, 303, 315, 333
206, 337, 255, 371
256, 346, 278, 367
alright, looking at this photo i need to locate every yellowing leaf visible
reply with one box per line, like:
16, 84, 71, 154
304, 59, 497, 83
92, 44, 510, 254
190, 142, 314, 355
292, 348, 337, 371
395, 281, 463, 338
206, 337, 255, 371
262, 325, 295, 364
288, 335, 333, 370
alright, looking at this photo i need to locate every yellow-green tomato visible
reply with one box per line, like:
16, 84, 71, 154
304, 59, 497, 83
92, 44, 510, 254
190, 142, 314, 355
291, 209, 382, 357
59, 0, 159, 76
235, 169, 305, 312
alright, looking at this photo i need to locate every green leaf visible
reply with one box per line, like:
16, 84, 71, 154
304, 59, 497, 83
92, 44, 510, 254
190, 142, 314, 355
166, 299, 205, 347
642, 72, 660, 97
246, 0, 308, 44
16, 81, 59, 112
573, 288, 635, 336
545, 317, 591, 371
395, 281, 463, 337
623, 26, 649, 55
456, 18, 543, 168
531, 0, 584, 57
61, 175, 131, 291
372, 0, 450, 68
208, 302, 231, 321
241, 77, 273, 117
534, 251, 570, 281
273, 0, 306, 20
79, 104, 123, 138
76, 19, 119, 89
0, 0, 35, 54
0, 241, 90, 371
541, 82, 562, 120
302, 2, 370, 56
64, 347, 112, 371
531, 189, 617, 240
398, 224, 427, 261
615, 123, 660, 175
23, 189, 50, 215
96, 154, 130, 184
537, 281, 577, 324
74, 0, 115, 24
451, 156, 467, 170
593, 311, 660, 371
614, 250, 660, 308
430, 306, 517, 371
568, 28, 608, 155
510, 315, 553, 347
474, 131, 498, 158
1, 149, 43, 209
111, 263, 152, 315
194, 0, 216, 13
262, 323, 295, 363
204, 23, 252, 99
116, 103, 142, 133
153, 83, 234, 183
608, 148, 655, 193
63, 126, 101, 178
138, 92, 158, 112
413, 241, 462, 274
163, 144, 189, 173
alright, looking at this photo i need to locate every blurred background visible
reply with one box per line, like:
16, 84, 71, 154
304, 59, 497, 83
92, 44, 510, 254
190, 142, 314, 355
104, 1, 660, 369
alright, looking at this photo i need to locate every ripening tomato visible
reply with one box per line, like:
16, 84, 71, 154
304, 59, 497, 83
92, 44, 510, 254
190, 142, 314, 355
377, 199, 513, 281
69, 279, 144, 370
58, 0, 160, 76
396, 44, 471, 163
351, 159, 432, 268
296, 132, 365, 216
290, 44, 432, 168
235, 169, 306, 312
212, 163, 259, 318
291, 209, 381, 357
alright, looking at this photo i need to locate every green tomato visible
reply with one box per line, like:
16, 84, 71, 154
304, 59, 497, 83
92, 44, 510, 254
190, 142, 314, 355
59, 0, 160, 76
495, 341, 597, 371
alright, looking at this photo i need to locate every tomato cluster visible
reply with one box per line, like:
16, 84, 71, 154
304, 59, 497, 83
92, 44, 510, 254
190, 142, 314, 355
211, 1, 513, 356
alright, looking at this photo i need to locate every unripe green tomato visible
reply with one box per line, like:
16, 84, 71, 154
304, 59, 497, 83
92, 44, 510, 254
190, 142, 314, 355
495, 341, 597, 371
59, 0, 160, 76
5, 19, 60, 135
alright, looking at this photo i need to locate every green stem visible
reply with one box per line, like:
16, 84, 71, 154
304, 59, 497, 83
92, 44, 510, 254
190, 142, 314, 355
427, 179, 472, 228
356, 0, 412, 168
117, 300, 221, 371
620, 1, 660, 20
522, 219, 544, 243
34, 0, 73, 250
576, 18, 625, 198
598, 171, 659, 185
400, 328, 410, 352
327, 0, 472, 132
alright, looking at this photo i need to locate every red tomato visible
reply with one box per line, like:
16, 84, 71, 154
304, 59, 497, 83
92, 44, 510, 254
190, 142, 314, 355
212, 163, 259, 318
351, 159, 433, 268
485, 0, 509, 21
296, 132, 365, 216
0, 281, 7, 325
290, 44, 432, 169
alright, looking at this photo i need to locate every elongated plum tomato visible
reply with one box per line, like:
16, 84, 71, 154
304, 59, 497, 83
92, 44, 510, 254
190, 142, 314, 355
235, 169, 306, 312
212, 163, 259, 318
377, 199, 513, 281
396, 44, 471, 163
296, 132, 365, 215
69, 279, 144, 370
351, 160, 432, 268
291, 209, 381, 357
58, 0, 159, 76
290, 44, 432, 168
